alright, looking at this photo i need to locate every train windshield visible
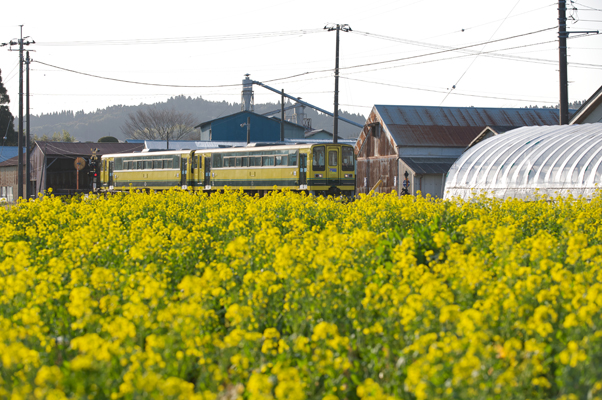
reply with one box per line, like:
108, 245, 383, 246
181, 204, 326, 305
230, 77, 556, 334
313, 146, 325, 171
342, 147, 354, 171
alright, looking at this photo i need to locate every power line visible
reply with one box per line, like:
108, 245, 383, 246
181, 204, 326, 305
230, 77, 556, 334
341, 76, 558, 104
36, 29, 325, 47
349, 27, 587, 67
573, 2, 602, 11
32, 26, 590, 93
440, 0, 523, 105
33, 60, 317, 88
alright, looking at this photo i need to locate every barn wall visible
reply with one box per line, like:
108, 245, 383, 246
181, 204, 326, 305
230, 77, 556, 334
356, 110, 399, 194
356, 156, 398, 195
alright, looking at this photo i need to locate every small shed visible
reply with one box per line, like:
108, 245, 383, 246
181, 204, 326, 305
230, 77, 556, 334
0, 155, 25, 202
196, 111, 306, 142
31, 142, 144, 196
354, 105, 561, 197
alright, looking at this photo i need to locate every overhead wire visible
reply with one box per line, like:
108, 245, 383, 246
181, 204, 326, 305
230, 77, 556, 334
440, 0, 523, 105
36, 29, 325, 47
341, 76, 558, 104
32, 26, 566, 91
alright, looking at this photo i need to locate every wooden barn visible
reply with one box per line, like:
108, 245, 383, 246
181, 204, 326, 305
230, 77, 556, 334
354, 105, 561, 198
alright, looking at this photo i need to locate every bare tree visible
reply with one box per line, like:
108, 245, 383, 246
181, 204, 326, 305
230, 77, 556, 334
121, 107, 197, 148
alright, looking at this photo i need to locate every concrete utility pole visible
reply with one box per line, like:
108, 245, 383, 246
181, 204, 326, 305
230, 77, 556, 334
280, 89, 285, 142
558, 0, 569, 125
26, 51, 31, 199
2, 26, 34, 200
557, 0, 598, 125
325, 23, 351, 144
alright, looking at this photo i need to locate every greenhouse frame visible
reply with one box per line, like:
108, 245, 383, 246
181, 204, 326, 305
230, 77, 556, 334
444, 123, 602, 200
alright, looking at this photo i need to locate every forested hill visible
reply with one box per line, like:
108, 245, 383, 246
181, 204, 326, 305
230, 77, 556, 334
21, 96, 367, 142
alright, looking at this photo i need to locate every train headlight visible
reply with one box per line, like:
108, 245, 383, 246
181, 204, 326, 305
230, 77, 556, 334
314, 174, 323, 178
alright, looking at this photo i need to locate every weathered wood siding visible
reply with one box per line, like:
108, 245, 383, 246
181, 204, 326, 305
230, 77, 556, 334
355, 110, 399, 194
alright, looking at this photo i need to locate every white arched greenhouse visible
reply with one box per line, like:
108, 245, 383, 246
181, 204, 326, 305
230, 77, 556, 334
444, 123, 602, 200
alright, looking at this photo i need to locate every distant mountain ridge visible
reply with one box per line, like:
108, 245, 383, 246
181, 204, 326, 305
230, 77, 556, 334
20, 96, 367, 142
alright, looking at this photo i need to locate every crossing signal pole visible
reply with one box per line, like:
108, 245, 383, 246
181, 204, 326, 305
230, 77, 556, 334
324, 24, 351, 144
2, 26, 34, 200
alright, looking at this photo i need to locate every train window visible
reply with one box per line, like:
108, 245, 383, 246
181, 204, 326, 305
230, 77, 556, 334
137, 161, 143, 170
275, 155, 287, 166
192, 157, 197, 169
249, 156, 261, 167
328, 151, 338, 166
242, 157, 248, 167
145, 161, 152, 169
289, 151, 297, 166
153, 160, 162, 169
342, 147, 354, 171
263, 156, 275, 166
165, 160, 173, 169
313, 146, 325, 171
212, 154, 222, 168
236, 157, 242, 167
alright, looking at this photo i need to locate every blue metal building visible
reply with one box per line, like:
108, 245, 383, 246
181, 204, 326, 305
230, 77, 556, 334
195, 111, 306, 142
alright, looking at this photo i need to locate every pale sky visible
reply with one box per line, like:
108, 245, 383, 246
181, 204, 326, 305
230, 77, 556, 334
1, 0, 601, 119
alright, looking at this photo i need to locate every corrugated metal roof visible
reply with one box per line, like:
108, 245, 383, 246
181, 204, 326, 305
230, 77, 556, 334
375, 105, 561, 147
36, 142, 144, 156
402, 157, 457, 174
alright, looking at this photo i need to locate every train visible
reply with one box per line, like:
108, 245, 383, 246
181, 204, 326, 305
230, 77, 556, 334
99, 143, 356, 196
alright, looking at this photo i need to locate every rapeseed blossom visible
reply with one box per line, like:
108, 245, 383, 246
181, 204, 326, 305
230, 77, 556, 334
1, 188, 602, 399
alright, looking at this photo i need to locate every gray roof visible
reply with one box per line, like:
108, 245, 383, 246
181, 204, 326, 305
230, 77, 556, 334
374, 105, 562, 147
143, 139, 355, 150
402, 157, 457, 174
35, 141, 144, 156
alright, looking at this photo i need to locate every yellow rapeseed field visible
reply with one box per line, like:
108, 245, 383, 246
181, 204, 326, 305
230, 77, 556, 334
1, 189, 602, 400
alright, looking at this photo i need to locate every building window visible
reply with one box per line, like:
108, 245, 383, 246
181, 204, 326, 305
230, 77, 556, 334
369, 123, 380, 138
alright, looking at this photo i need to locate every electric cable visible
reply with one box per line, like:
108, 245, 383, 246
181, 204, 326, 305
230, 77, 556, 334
440, 0, 523, 105
36, 29, 325, 47
341, 76, 558, 104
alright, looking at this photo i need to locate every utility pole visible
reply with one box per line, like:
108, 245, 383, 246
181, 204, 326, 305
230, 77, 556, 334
325, 24, 351, 144
3, 26, 34, 200
280, 89, 285, 142
247, 116, 250, 144
558, 0, 569, 125
26, 51, 31, 199
557, 0, 597, 125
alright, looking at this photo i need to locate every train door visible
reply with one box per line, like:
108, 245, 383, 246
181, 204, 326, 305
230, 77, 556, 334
181, 157, 188, 189
204, 156, 211, 190
326, 146, 340, 186
299, 153, 307, 190
108, 160, 114, 189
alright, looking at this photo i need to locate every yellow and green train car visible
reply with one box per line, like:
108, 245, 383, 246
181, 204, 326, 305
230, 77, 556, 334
100, 143, 355, 196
